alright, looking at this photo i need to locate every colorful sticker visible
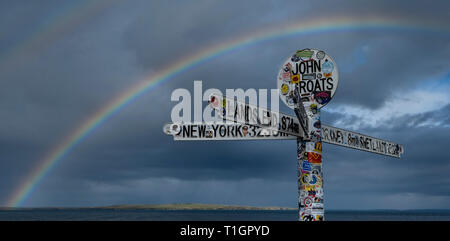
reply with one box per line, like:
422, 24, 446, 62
290, 74, 300, 84
172, 124, 181, 135
281, 83, 289, 95
296, 49, 314, 59
311, 165, 321, 175
304, 197, 313, 207
314, 91, 331, 105
306, 142, 315, 152
302, 73, 316, 81
291, 54, 301, 62
313, 120, 321, 129
300, 173, 309, 184
210, 96, 219, 108
314, 141, 322, 153
282, 72, 290, 82
300, 173, 321, 186
283, 63, 292, 72
309, 104, 318, 114
242, 125, 249, 136
310, 131, 320, 143
286, 94, 294, 106
322, 59, 334, 77
302, 160, 312, 172
308, 152, 322, 164
316, 51, 325, 60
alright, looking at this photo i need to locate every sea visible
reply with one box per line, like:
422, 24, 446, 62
1, 209, 450, 221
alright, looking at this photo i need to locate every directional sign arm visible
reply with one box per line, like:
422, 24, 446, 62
163, 122, 404, 158
208, 94, 304, 138
163, 122, 292, 141
320, 124, 404, 158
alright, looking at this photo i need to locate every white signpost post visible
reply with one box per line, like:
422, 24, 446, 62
277, 49, 339, 221
163, 49, 404, 221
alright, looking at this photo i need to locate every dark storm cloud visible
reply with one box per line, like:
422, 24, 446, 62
322, 103, 450, 208
123, 0, 450, 109
44, 101, 448, 207
0, 1, 143, 144
0, 0, 449, 209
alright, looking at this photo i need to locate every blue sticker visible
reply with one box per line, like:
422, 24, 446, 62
302, 160, 312, 172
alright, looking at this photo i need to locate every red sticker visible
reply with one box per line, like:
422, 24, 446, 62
308, 152, 322, 164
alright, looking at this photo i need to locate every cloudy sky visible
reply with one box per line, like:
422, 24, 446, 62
0, 0, 449, 209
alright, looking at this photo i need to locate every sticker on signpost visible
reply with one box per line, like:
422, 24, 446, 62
277, 48, 339, 109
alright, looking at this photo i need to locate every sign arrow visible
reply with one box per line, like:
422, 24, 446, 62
208, 94, 305, 138
163, 122, 404, 158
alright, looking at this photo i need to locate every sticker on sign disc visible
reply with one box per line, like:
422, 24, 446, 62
290, 74, 300, 84
281, 84, 289, 95
277, 48, 339, 109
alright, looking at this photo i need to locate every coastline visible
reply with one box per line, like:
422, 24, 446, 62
0, 203, 297, 211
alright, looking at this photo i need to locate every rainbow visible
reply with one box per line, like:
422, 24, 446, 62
6, 15, 450, 207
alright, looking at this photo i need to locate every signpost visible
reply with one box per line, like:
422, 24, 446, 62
163, 48, 404, 221
279, 49, 339, 221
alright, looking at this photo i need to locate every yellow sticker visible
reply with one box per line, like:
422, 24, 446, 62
290, 74, 300, 84
281, 84, 289, 95
314, 142, 322, 153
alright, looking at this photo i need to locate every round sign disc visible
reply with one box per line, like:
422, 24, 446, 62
277, 49, 339, 109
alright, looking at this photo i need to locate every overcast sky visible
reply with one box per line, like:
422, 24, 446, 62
0, 0, 449, 209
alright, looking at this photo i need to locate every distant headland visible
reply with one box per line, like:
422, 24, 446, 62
98, 203, 296, 210
0, 203, 296, 211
